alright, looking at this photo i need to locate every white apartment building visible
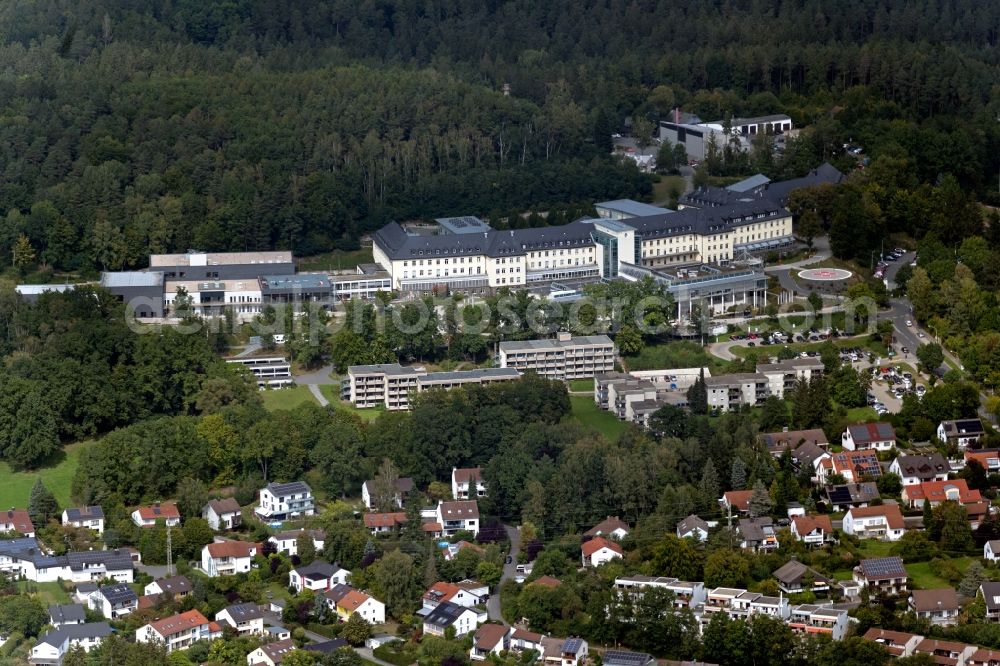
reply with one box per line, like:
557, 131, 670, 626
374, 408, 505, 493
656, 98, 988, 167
499, 333, 616, 380
255, 481, 314, 521
344, 364, 520, 410
614, 575, 707, 609
705, 373, 769, 411
756, 357, 824, 399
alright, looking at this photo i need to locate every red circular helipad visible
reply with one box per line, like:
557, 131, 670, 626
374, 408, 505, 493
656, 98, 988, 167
798, 267, 853, 281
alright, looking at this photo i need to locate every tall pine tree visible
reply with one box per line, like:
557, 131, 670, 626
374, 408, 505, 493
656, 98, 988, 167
28, 478, 59, 526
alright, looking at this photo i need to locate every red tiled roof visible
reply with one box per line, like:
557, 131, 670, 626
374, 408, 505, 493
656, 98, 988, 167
148, 610, 209, 637
904, 480, 981, 505
206, 540, 259, 558
0, 509, 35, 534
137, 593, 161, 610
723, 490, 753, 512
581, 536, 623, 557
453, 468, 482, 484
792, 515, 833, 536
338, 589, 371, 612
422, 522, 443, 532
135, 503, 180, 521
847, 504, 905, 530
439, 501, 479, 519
965, 449, 1000, 468
474, 623, 508, 650
363, 512, 406, 528
424, 582, 460, 602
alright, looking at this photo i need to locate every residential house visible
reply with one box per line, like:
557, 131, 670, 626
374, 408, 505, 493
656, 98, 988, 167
908, 588, 960, 626
303, 639, 349, 658
0, 509, 35, 537
453, 468, 487, 500
325, 584, 386, 624
136, 610, 221, 653
817, 450, 883, 484
131, 503, 180, 528
268, 529, 325, 556
471, 624, 509, 661
581, 537, 623, 567
88, 583, 137, 619
913, 638, 977, 665
842, 505, 906, 541
48, 604, 86, 628
201, 540, 259, 577
772, 560, 832, 594
61, 507, 105, 534
202, 499, 242, 531
790, 515, 834, 546
967, 449, 1000, 474
676, 515, 710, 542
824, 482, 880, 511
787, 604, 849, 641
444, 541, 484, 561
144, 575, 193, 599
853, 557, 908, 595
584, 516, 630, 541
455, 580, 491, 604
363, 512, 407, 535
938, 419, 986, 448
550, 638, 588, 666
423, 582, 483, 610
66, 549, 135, 583
981, 582, 1000, 622
255, 481, 315, 521
721, 490, 753, 515
901, 479, 982, 509
889, 453, 950, 486
510, 628, 546, 655
603, 651, 655, 666
361, 477, 414, 510
862, 628, 922, 657
737, 518, 779, 552
791, 442, 830, 480
970, 648, 1000, 666
215, 602, 264, 636
761, 428, 829, 457
289, 560, 350, 594
614, 575, 707, 609
986, 541, 1000, 562
422, 600, 482, 637
436, 501, 480, 537
246, 639, 295, 666
30, 622, 112, 665
842, 422, 897, 452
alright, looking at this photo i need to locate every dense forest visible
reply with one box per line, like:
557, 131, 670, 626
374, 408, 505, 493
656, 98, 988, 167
1, 0, 999, 273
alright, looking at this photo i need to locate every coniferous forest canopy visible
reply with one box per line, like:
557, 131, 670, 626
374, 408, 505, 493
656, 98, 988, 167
1, 0, 999, 271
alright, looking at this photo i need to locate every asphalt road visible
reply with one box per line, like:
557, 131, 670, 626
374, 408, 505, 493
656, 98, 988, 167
763, 236, 832, 296
487, 524, 520, 626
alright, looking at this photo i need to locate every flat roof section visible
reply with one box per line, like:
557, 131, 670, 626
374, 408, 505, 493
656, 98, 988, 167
595, 199, 670, 218
435, 216, 492, 235
101, 271, 163, 288
150, 251, 293, 267
498, 334, 614, 352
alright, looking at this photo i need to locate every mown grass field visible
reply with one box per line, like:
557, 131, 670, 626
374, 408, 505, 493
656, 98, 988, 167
0, 441, 93, 508
297, 248, 375, 272
569, 395, 628, 441
625, 340, 721, 372
17, 581, 71, 605
261, 385, 319, 411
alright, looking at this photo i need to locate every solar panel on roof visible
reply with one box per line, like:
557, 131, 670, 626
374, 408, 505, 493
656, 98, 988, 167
562, 638, 583, 654
603, 650, 652, 666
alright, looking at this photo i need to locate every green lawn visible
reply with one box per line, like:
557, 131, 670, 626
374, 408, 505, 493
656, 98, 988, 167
846, 407, 878, 421
17, 581, 71, 605
907, 558, 975, 590
568, 379, 594, 392
330, 398, 384, 422
261, 385, 320, 411
297, 248, 375, 272
0, 441, 93, 509
569, 396, 628, 440
652, 175, 686, 206
625, 340, 720, 372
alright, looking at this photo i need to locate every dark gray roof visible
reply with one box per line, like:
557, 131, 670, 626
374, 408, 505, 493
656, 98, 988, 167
680, 163, 843, 208
773, 560, 831, 586
49, 603, 86, 624
981, 582, 1000, 611
423, 601, 469, 628
98, 583, 137, 605
206, 498, 241, 515
304, 638, 350, 654
763, 163, 844, 204
602, 650, 654, 666
738, 517, 775, 543
594, 200, 669, 217
562, 638, 586, 655
37, 622, 112, 648
67, 549, 134, 572
894, 453, 949, 480
325, 583, 354, 604
791, 442, 828, 468
727, 174, 771, 193
0, 538, 65, 569
64, 506, 104, 521
221, 602, 263, 623
294, 560, 342, 580
436, 216, 492, 235
265, 481, 312, 496
859, 557, 907, 580
847, 422, 896, 444
676, 515, 709, 536
154, 575, 192, 595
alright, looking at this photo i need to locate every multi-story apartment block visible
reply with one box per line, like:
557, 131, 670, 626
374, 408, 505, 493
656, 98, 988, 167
705, 373, 769, 412
255, 481, 314, 521
344, 364, 520, 410
614, 575, 706, 609
787, 605, 849, 640
225, 357, 292, 389
756, 357, 824, 399
499, 333, 616, 380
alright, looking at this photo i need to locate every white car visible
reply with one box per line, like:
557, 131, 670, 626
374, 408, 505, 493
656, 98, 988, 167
905, 320, 912, 327
916, 385, 926, 396
918, 331, 925, 338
